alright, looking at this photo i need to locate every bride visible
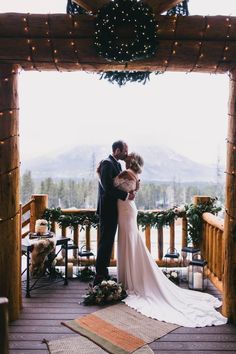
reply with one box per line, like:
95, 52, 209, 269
113, 152, 227, 328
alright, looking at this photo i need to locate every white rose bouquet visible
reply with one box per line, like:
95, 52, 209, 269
162, 269, 180, 285
82, 279, 127, 306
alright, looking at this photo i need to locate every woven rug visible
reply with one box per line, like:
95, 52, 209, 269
53, 303, 178, 354
44, 335, 154, 354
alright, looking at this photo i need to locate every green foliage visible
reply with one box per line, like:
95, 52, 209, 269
20, 170, 225, 210
77, 266, 95, 282
82, 280, 127, 306
43, 207, 99, 230
44, 199, 221, 249
185, 198, 221, 246
137, 207, 184, 230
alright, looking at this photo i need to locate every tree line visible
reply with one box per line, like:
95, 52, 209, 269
21, 170, 225, 210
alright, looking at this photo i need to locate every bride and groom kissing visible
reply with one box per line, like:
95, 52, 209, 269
94, 140, 227, 328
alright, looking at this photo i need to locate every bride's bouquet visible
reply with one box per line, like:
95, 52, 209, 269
82, 279, 127, 306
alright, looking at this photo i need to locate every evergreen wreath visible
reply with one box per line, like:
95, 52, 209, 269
94, 0, 158, 63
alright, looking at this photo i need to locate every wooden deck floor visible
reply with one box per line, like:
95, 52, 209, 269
9, 270, 236, 354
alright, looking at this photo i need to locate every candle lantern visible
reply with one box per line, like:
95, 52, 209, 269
164, 248, 180, 270
181, 246, 201, 267
188, 257, 208, 291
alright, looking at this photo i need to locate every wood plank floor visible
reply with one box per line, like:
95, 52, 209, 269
9, 270, 236, 354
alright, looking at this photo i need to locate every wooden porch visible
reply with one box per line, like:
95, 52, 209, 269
9, 272, 236, 354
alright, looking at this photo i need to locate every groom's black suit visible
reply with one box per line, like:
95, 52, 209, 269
96, 155, 127, 279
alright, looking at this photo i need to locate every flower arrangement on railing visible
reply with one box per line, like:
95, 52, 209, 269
82, 280, 127, 306
162, 269, 180, 286
185, 198, 221, 247
43, 198, 221, 246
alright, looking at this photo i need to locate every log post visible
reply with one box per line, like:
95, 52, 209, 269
145, 225, 151, 252
181, 216, 188, 249
222, 70, 236, 322
157, 226, 163, 261
29, 194, 48, 232
0, 64, 21, 321
0, 298, 9, 354
169, 221, 175, 253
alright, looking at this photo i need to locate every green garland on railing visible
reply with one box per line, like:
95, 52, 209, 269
43, 198, 221, 246
185, 198, 221, 246
43, 208, 99, 230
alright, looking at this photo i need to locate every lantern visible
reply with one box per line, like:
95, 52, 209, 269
181, 247, 201, 282
164, 248, 180, 270
188, 258, 208, 291
181, 246, 201, 267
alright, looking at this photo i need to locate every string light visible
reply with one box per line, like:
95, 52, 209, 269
0, 210, 21, 223
0, 71, 19, 81
2, 12, 236, 74
0, 135, 19, 145
69, 15, 81, 67
0, 108, 19, 116
225, 209, 235, 222
214, 16, 232, 73
24, 14, 38, 71
163, 15, 178, 72
44, 15, 60, 71
189, 16, 208, 73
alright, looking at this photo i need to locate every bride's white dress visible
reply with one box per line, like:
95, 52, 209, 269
114, 175, 227, 328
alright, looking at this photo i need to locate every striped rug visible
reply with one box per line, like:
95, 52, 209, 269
59, 303, 178, 354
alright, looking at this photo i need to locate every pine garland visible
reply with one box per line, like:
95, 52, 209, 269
43, 198, 220, 246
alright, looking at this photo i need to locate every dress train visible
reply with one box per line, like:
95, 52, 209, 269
117, 199, 227, 328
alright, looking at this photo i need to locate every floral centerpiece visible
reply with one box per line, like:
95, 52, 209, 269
162, 269, 180, 285
82, 280, 127, 306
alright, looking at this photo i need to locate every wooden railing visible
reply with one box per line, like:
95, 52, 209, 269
202, 212, 224, 292
20, 194, 224, 292
0, 298, 9, 354
20, 195, 188, 267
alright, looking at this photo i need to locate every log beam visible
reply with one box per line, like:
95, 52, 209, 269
0, 64, 21, 321
144, 0, 183, 14
72, 0, 109, 13
222, 70, 236, 323
0, 14, 236, 73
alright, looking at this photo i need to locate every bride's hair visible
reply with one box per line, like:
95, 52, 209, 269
128, 152, 144, 174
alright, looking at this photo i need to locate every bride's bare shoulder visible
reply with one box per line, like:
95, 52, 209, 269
118, 170, 133, 180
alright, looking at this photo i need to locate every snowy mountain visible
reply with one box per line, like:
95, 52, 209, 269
21, 144, 219, 182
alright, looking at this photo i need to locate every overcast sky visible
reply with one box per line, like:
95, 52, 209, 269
1, 1, 236, 165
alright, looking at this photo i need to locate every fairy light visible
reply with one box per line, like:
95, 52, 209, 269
189, 16, 212, 73
0, 134, 19, 145
214, 17, 232, 73
0, 108, 19, 116
24, 14, 38, 71
0, 210, 21, 224
163, 15, 179, 72
68, 11, 83, 67
47, 15, 60, 71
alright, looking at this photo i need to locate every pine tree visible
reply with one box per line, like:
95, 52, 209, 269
21, 170, 34, 204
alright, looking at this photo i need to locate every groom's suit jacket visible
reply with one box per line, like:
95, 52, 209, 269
97, 155, 127, 220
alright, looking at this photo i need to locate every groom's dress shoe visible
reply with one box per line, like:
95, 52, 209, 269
93, 275, 105, 286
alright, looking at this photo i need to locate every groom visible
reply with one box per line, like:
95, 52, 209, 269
94, 140, 134, 285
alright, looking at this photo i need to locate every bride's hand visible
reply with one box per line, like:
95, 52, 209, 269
128, 191, 136, 200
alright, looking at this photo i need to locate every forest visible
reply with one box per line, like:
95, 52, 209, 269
21, 170, 225, 210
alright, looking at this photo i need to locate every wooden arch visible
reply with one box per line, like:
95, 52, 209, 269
0, 0, 235, 322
